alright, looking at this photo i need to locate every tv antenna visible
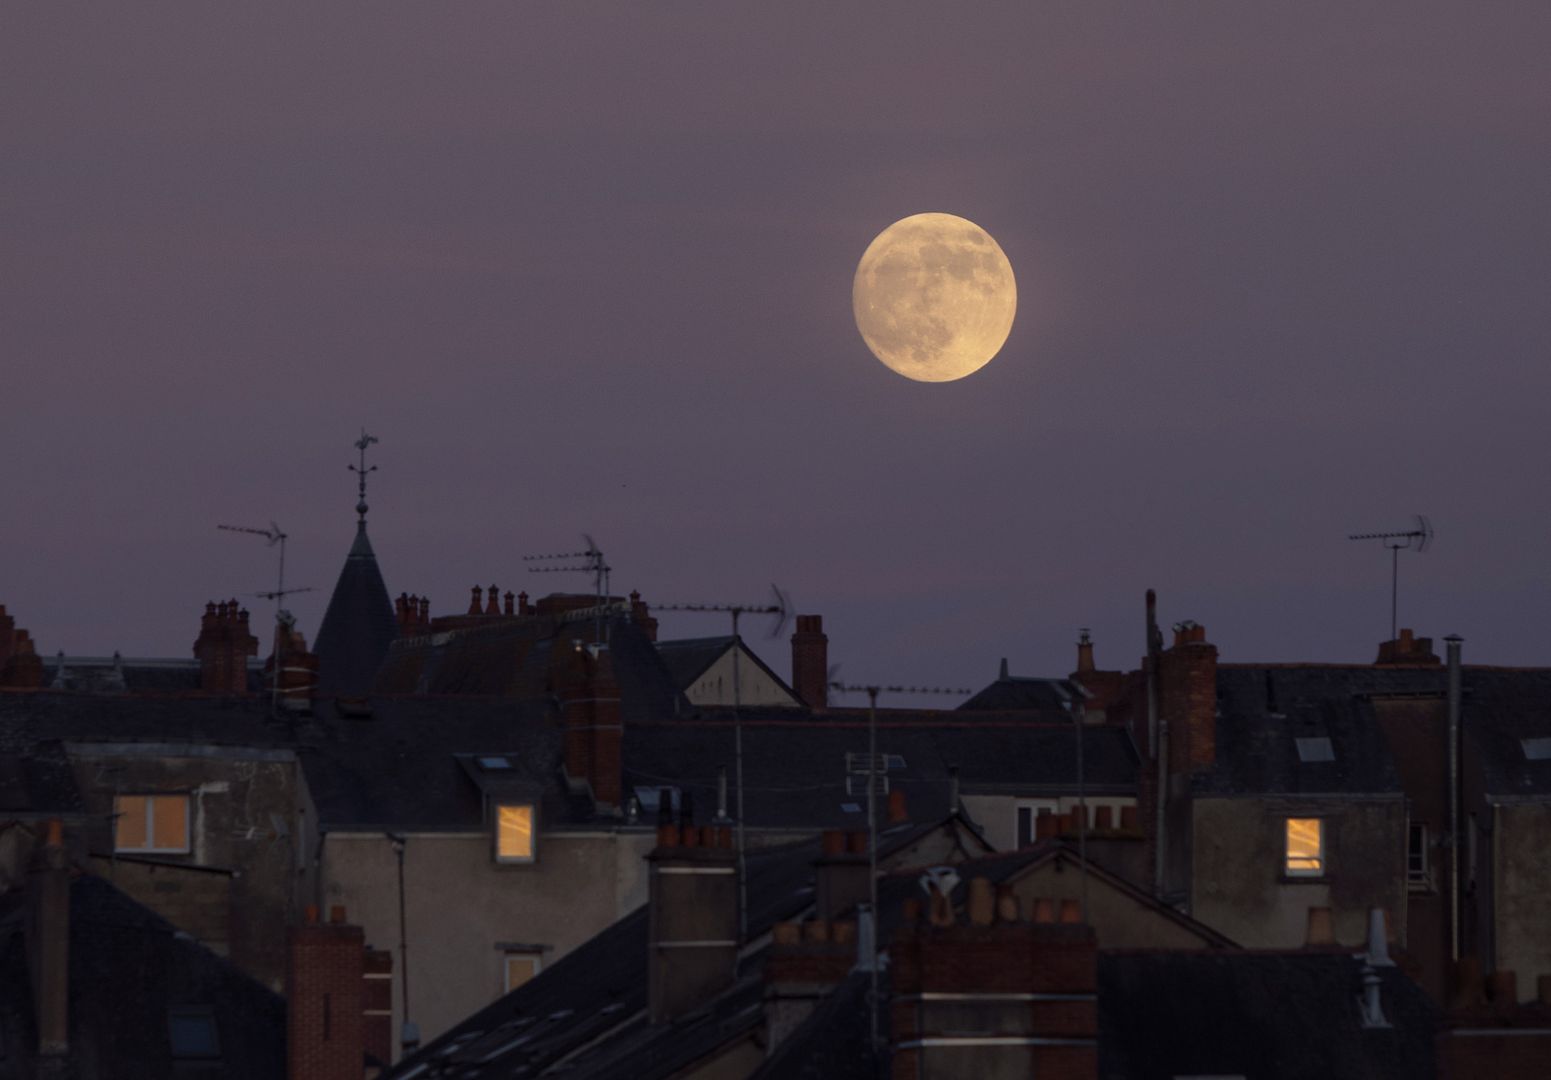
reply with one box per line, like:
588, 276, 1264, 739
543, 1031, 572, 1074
1348, 515, 1433, 642
828, 680, 970, 1057
650, 585, 793, 941
218, 522, 313, 716
523, 534, 611, 642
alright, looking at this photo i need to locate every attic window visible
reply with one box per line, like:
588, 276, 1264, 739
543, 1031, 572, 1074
167, 1007, 219, 1059
840, 802, 861, 814
115, 794, 190, 854
1521, 737, 1551, 761
477, 756, 514, 771
633, 786, 680, 815
1285, 818, 1324, 877
495, 804, 535, 863
1295, 737, 1335, 763
885, 753, 906, 770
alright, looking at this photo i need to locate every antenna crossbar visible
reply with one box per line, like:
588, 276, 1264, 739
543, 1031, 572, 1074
1348, 515, 1434, 643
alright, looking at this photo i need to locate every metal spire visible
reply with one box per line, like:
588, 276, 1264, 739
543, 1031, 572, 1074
349, 429, 379, 524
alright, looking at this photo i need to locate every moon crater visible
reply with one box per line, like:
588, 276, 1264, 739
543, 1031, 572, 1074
852, 213, 1016, 382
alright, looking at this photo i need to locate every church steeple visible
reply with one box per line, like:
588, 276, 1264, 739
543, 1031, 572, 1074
314, 431, 397, 698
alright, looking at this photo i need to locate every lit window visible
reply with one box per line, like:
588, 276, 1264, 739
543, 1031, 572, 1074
115, 795, 190, 854
504, 952, 541, 993
496, 804, 534, 862
1285, 818, 1323, 877
1408, 822, 1429, 884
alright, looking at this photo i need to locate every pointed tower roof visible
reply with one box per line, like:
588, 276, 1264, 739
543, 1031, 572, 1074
314, 431, 398, 697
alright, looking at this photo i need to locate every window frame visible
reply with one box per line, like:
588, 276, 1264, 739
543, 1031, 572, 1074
1407, 821, 1430, 889
502, 950, 543, 994
493, 801, 537, 865
114, 794, 192, 855
167, 1005, 220, 1060
1283, 817, 1325, 879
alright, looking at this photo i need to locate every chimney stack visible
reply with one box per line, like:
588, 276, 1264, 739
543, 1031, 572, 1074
287, 905, 367, 1080
790, 615, 828, 710
2, 628, 44, 689
193, 600, 258, 695
557, 644, 624, 809
1159, 620, 1217, 773
891, 875, 1098, 1079
1376, 628, 1441, 665
29, 820, 70, 1060
265, 620, 319, 711
629, 591, 659, 642
1076, 629, 1095, 674
647, 804, 739, 1024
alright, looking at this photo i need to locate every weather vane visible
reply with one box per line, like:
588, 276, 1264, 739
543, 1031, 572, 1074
348, 429, 379, 522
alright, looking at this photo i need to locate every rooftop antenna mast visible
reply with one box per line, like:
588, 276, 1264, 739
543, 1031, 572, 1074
652, 586, 792, 941
1348, 515, 1433, 642
217, 522, 313, 716
523, 535, 610, 642
829, 680, 971, 1059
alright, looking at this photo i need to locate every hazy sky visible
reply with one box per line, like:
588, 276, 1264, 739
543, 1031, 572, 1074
4, 6, 1549, 697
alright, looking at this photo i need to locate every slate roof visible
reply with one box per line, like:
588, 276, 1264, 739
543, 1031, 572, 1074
0, 872, 285, 1080
40, 656, 267, 694
373, 615, 684, 723
624, 717, 1138, 833
384, 819, 963, 1080
1098, 950, 1439, 1079
314, 522, 399, 698
1205, 664, 1551, 798
958, 674, 1086, 713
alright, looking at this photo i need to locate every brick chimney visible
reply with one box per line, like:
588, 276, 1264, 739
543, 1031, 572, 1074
766, 917, 858, 1051
1075, 628, 1095, 674
790, 614, 828, 710
264, 619, 319, 711
647, 806, 739, 1024
1158, 620, 1218, 773
1375, 628, 1440, 666
193, 600, 258, 695
2, 627, 44, 689
287, 905, 365, 1080
557, 643, 624, 809
629, 591, 659, 642
0, 604, 14, 672
890, 875, 1098, 1079
29, 820, 70, 1060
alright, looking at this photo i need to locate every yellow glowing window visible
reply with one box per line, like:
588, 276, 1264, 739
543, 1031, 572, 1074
496, 804, 534, 862
504, 952, 541, 994
1285, 817, 1324, 876
114, 795, 190, 853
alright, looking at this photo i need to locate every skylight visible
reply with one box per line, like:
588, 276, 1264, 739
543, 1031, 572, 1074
1295, 737, 1335, 763
841, 802, 861, 814
634, 786, 681, 814
1522, 737, 1551, 761
477, 756, 514, 771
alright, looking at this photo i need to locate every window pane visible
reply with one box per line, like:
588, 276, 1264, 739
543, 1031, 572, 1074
115, 796, 149, 850
1286, 818, 1323, 874
504, 954, 540, 993
168, 1010, 220, 1058
151, 796, 188, 851
497, 805, 533, 859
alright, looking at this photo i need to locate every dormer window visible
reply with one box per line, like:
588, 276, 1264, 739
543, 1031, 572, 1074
495, 804, 535, 863
1285, 818, 1324, 877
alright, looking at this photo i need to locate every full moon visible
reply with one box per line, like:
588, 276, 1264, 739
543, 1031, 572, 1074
852, 212, 1017, 383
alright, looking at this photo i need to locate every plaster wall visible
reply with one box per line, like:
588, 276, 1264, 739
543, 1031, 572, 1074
322, 828, 656, 1055
1189, 796, 1407, 950
685, 648, 799, 708
1492, 802, 1551, 1001
1009, 860, 1219, 950
66, 745, 304, 991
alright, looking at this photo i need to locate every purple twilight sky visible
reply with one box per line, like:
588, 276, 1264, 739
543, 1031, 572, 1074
4, 5, 1549, 698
